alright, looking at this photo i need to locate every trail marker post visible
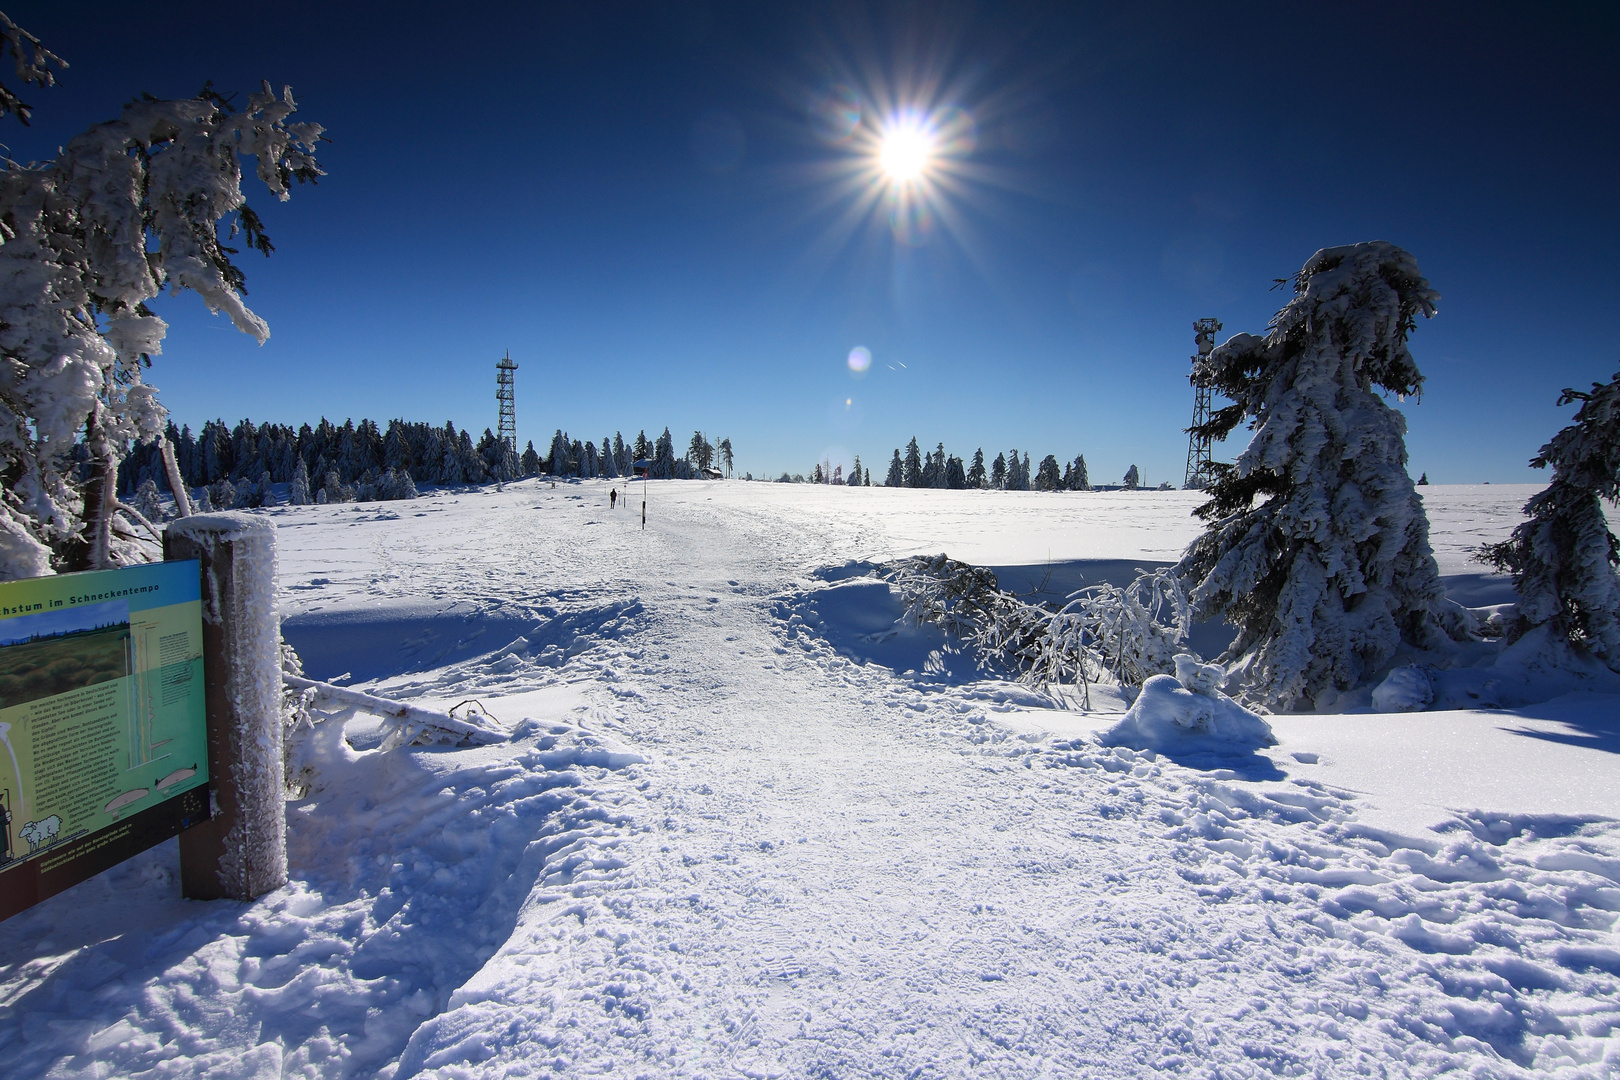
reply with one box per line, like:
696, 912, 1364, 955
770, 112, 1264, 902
163, 513, 286, 901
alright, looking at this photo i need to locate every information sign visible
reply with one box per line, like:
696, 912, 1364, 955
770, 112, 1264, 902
0, 560, 211, 920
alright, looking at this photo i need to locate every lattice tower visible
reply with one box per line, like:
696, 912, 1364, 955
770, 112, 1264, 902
1183, 318, 1222, 490
496, 352, 518, 453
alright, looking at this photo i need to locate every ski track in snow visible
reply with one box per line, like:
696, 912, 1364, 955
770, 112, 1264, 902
1, 481, 1616, 1079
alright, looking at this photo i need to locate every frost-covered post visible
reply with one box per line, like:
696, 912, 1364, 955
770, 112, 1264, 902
164, 513, 285, 901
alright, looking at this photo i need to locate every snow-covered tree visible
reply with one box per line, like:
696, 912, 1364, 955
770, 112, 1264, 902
849, 454, 861, 489
0, 12, 62, 126
1123, 465, 1140, 490
1069, 455, 1090, 491
991, 452, 1007, 489
967, 449, 986, 489
1036, 455, 1061, 491
0, 43, 325, 576
903, 437, 922, 488
548, 429, 570, 476
718, 436, 733, 477
885, 449, 904, 487
130, 478, 164, 524
944, 455, 966, 489
688, 430, 713, 472
652, 427, 676, 478
920, 448, 938, 488
1177, 241, 1446, 709
288, 456, 311, 505
1417, 472, 1429, 485
1478, 371, 1620, 667
633, 430, 651, 464
520, 440, 540, 477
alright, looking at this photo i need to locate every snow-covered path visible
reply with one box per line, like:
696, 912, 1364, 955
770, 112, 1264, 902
2, 482, 1616, 1078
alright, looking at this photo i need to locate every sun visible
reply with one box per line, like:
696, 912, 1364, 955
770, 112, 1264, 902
879, 124, 933, 182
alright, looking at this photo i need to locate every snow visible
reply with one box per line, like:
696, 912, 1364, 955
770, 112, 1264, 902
2, 481, 1617, 1078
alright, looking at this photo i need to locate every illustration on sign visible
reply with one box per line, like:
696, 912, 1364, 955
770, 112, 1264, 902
0, 561, 208, 876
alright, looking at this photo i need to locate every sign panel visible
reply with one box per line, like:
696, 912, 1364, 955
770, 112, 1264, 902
0, 560, 210, 920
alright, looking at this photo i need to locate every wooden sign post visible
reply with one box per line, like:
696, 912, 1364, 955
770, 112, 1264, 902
164, 513, 286, 902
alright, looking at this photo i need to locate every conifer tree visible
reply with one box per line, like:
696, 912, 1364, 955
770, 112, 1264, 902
1478, 371, 1620, 667
886, 450, 904, 487
1123, 465, 1140, 490
521, 441, 540, 477
1177, 241, 1445, 708
289, 456, 311, 505
1036, 455, 1061, 491
903, 438, 923, 488
548, 429, 570, 476
633, 430, 651, 464
968, 449, 986, 489
991, 452, 1007, 489
653, 428, 676, 478
944, 455, 966, 489
719, 437, 734, 477
1070, 455, 1089, 491
850, 454, 862, 489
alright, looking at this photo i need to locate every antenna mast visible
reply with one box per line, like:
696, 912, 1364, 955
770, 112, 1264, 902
1183, 318, 1222, 490
496, 351, 518, 454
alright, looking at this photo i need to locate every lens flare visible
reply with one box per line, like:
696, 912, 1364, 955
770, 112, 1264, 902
879, 124, 933, 182
847, 346, 872, 373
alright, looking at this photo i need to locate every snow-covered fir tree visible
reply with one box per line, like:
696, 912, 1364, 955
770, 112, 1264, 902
288, 457, 311, 505
131, 479, 165, 525
1177, 241, 1447, 709
687, 431, 714, 474
903, 438, 923, 488
1478, 370, 1620, 668
944, 455, 966, 489
850, 455, 861, 488
633, 430, 651, 465
0, 55, 320, 578
1036, 455, 1061, 491
521, 441, 540, 477
1069, 455, 1089, 491
1123, 465, 1140, 490
968, 449, 986, 489
886, 450, 904, 487
548, 430, 571, 476
718, 437, 733, 477
652, 428, 676, 479
991, 452, 1007, 489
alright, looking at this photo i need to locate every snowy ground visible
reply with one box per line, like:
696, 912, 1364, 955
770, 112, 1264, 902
3, 482, 1618, 1078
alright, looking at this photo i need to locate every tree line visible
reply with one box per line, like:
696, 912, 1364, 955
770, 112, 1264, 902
786, 439, 1150, 491
116, 419, 737, 511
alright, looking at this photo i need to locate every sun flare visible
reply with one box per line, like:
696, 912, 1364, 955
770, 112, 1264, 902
879, 125, 933, 182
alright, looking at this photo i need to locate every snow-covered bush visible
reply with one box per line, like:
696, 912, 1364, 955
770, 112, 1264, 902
0, 47, 323, 579
1476, 370, 1620, 668
1177, 241, 1448, 709
879, 556, 1192, 706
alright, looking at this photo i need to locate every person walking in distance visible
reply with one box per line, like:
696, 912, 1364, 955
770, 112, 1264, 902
610, 488, 618, 510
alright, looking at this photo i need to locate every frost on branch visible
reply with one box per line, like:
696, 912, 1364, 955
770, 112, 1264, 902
0, 69, 323, 580
0, 11, 64, 125
879, 555, 1192, 706
1176, 241, 1448, 710
1476, 371, 1620, 669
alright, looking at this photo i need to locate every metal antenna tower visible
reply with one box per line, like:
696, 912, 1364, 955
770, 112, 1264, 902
1183, 318, 1222, 490
496, 351, 518, 453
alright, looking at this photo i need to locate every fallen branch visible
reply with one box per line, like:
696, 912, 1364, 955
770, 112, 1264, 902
282, 673, 508, 749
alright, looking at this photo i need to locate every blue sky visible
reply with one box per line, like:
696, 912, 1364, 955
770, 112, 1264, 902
10, 2, 1618, 483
